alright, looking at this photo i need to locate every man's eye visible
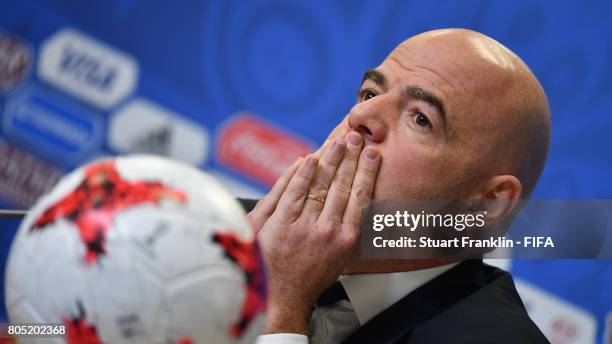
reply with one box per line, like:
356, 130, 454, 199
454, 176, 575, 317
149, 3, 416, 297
415, 113, 432, 128
360, 90, 376, 101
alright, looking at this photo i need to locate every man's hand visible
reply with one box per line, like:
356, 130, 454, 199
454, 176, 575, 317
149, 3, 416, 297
246, 119, 350, 233
256, 131, 380, 334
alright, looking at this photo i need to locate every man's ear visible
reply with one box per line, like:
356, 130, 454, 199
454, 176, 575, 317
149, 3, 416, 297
476, 175, 522, 225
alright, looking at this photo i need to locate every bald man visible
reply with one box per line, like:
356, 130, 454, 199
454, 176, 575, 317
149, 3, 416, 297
247, 29, 551, 343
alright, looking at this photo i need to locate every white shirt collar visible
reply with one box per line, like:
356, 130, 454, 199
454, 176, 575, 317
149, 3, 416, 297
338, 262, 460, 325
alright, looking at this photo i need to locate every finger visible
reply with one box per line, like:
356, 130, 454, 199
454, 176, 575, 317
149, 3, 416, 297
343, 147, 381, 230
253, 157, 301, 215
330, 124, 349, 141
320, 131, 363, 224
314, 140, 330, 159
302, 139, 346, 217
314, 125, 348, 158
329, 116, 350, 138
248, 157, 302, 233
274, 155, 319, 224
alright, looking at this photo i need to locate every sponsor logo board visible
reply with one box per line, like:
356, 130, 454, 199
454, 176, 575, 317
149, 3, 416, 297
516, 279, 597, 344
2, 84, 103, 166
216, 113, 314, 187
38, 28, 138, 108
108, 99, 209, 166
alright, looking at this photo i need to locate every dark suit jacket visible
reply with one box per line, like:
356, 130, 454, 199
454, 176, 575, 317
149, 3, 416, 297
238, 199, 549, 344
341, 259, 549, 344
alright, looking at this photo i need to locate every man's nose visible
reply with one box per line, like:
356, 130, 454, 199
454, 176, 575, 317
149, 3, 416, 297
347, 96, 390, 143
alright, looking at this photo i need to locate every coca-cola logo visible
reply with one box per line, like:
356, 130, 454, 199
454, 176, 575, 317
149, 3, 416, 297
216, 113, 314, 186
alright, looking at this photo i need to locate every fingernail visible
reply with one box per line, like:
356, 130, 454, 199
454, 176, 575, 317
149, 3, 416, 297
332, 138, 345, 151
307, 155, 318, 167
365, 147, 378, 159
347, 132, 362, 147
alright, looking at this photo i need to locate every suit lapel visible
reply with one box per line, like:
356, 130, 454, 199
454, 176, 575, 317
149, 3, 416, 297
342, 259, 487, 344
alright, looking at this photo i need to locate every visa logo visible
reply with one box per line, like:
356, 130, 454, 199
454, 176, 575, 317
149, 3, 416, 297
59, 44, 117, 92
38, 28, 138, 109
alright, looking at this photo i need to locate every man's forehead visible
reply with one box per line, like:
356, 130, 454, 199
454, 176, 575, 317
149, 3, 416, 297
389, 30, 521, 79
375, 48, 465, 113
367, 40, 506, 137
380, 39, 467, 90
385, 34, 520, 104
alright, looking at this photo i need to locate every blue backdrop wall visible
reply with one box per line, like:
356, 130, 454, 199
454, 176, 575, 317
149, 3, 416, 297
0, 1, 610, 343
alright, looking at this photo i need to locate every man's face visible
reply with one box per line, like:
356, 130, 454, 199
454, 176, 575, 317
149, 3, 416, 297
345, 34, 508, 200
336, 30, 549, 273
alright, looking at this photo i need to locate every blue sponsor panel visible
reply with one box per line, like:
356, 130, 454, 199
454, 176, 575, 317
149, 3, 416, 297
2, 84, 103, 167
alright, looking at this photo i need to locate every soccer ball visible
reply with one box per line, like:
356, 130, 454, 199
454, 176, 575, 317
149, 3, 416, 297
4, 155, 266, 344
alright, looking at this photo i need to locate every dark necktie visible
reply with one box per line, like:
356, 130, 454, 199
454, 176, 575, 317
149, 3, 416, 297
316, 281, 349, 307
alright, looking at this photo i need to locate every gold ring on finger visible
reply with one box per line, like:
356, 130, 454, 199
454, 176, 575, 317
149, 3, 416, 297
307, 194, 326, 204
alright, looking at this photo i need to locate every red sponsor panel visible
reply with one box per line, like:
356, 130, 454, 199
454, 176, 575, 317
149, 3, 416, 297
216, 114, 314, 187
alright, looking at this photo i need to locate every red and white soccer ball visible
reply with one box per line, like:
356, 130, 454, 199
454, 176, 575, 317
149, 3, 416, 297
4, 155, 266, 344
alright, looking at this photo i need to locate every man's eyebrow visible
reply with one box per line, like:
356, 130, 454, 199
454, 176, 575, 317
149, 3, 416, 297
361, 69, 388, 89
404, 85, 447, 129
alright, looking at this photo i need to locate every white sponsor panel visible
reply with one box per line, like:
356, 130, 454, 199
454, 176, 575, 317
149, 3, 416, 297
108, 99, 209, 166
38, 28, 138, 108
516, 279, 597, 344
